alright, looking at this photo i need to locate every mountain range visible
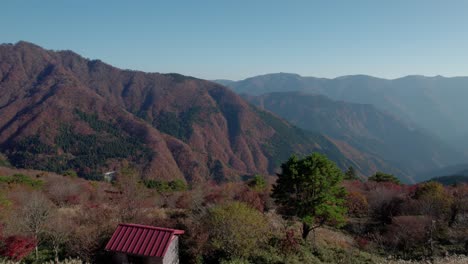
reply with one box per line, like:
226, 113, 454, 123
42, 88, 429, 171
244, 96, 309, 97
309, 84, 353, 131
241, 92, 462, 182
1, 42, 465, 183
216, 73, 468, 181
216, 73, 468, 155
0, 42, 375, 182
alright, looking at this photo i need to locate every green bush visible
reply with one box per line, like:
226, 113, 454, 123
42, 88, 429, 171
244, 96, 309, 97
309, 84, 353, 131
0, 174, 43, 188
248, 174, 267, 191
205, 202, 271, 260
143, 179, 187, 192
313, 246, 381, 264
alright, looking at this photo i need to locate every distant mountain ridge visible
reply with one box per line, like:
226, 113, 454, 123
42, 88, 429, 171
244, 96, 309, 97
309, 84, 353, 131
242, 92, 462, 182
0, 41, 389, 182
216, 73, 468, 155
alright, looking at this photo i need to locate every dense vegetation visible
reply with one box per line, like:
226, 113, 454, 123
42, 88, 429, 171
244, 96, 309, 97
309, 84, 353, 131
0, 153, 466, 263
5, 111, 153, 180
153, 107, 201, 142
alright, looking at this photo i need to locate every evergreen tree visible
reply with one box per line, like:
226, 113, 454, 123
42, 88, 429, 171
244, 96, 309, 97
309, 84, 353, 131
344, 166, 358, 180
368, 171, 401, 185
271, 153, 347, 243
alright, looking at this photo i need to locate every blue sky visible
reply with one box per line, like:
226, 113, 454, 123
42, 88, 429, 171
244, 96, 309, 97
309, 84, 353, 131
2, 0, 468, 80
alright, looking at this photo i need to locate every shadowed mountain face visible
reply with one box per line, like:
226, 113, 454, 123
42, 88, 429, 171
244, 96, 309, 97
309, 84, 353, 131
218, 73, 468, 154
243, 92, 463, 182
0, 42, 376, 182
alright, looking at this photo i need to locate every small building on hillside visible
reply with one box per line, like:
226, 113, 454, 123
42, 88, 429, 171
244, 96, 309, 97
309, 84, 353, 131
105, 223, 184, 264
103, 171, 117, 182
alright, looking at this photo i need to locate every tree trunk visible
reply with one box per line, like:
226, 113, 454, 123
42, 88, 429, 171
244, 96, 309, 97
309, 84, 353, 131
312, 228, 317, 251
448, 207, 458, 227
302, 222, 311, 240
54, 245, 59, 263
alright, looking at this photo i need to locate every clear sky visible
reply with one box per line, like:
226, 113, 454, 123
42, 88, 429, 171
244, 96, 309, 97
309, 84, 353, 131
2, 0, 468, 80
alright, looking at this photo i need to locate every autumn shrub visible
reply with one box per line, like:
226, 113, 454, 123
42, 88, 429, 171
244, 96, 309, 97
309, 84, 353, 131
175, 191, 193, 209
44, 177, 84, 206
355, 236, 370, 250
367, 185, 406, 223
204, 201, 271, 260
383, 215, 432, 258
64, 204, 117, 261
413, 182, 453, 220
279, 229, 301, 254
178, 212, 210, 264
448, 184, 468, 227
235, 187, 265, 212
346, 191, 369, 217
0, 235, 36, 261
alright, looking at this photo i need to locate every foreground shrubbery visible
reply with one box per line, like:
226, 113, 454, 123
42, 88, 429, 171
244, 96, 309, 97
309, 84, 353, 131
0, 155, 467, 263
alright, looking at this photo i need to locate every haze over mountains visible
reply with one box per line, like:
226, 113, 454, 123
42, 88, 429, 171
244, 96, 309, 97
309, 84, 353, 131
216, 73, 468, 181
216, 73, 468, 152
241, 92, 461, 182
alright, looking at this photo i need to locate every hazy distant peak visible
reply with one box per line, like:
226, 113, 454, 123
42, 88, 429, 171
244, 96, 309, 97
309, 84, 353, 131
333, 74, 386, 81
394, 75, 452, 81
242, 72, 302, 81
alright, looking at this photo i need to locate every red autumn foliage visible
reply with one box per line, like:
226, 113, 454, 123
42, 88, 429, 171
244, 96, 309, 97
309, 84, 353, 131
175, 192, 193, 209
346, 191, 369, 217
355, 236, 370, 250
0, 235, 36, 261
384, 215, 432, 252
235, 187, 265, 212
280, 229, 300, 254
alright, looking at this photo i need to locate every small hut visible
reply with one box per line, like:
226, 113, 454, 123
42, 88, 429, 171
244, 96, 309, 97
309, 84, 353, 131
105, 223, 184, 264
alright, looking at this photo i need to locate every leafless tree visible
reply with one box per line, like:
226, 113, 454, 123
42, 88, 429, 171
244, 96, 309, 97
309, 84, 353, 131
45, 212, 73, 263
9, 191, 55, 261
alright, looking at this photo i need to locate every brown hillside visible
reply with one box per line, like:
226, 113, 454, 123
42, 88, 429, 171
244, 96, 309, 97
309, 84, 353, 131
0, 42, 358, 181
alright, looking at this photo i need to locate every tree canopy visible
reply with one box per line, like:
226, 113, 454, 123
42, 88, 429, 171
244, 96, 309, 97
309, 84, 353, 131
205, 202, 270, 260
271, 153, 347, 240
368, 171, 401, 185
344, 166, 358, 180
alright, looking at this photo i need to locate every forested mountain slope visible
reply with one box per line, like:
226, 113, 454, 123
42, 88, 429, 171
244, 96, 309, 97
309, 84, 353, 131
0, 42, 372, 181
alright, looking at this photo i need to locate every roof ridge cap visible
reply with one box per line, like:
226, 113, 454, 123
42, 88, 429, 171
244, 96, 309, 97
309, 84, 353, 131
119, 223, 184, 234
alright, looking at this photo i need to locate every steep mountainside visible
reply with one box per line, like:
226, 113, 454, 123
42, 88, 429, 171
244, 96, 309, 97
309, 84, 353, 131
0, 42, 374, 182
243, 92, 462, 182
429, 174, 468, 185
217, 73, 468, 154
418, 163, 468, 180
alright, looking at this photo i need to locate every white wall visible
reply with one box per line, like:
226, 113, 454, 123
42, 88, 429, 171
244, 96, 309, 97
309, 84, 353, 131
162, 236, 179, 264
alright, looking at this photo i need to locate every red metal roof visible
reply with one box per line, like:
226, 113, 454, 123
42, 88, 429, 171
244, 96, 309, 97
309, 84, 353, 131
105, 223, 184, 258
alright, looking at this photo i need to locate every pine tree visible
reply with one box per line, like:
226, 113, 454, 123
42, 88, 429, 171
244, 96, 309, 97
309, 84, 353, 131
344, 166, 358, 180
271, 153, 347, 245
